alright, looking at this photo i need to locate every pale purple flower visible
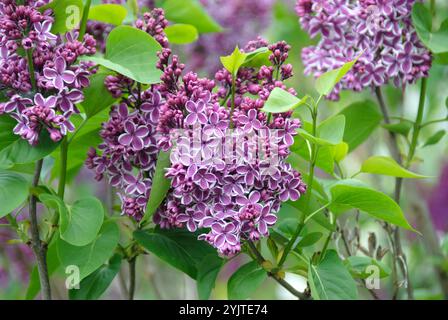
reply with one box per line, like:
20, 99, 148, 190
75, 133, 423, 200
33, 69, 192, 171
2, 95, 32, 113
34, 20, 57, 42
185, 100, 208, 126
123, 174, 148, 195
279, 176, 304, 202
257, 205, 277, 236
118, 121, 150, 151
34, 93, 57, 109
212, 223, 239, 249
177, 207, 206, 232
43, 57, 76, 91
238, 109, 261, 131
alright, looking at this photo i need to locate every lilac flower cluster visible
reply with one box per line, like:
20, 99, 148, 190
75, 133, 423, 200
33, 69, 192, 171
154, 41, 306, 256
86, 8, 169, 222
296, 0, 432, 100
86, 7, 306, 256
0, 0, 96, 145
86, 89, 162, 222
186, 0, 276, 75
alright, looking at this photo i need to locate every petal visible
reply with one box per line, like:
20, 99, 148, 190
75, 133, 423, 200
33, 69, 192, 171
43, 68, 58, 79
135, 127, 149, 137
118, 133, 132, 146
132, 137, 144, 151
62, 71, 75, 83
55, 57, 66, 73
34, 93, 45, 106
214, 234, 225, 248
124, 121, 135, 134
185, 113, 197, 126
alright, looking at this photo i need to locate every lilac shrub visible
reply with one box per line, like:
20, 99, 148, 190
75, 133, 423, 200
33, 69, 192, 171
0, 0, 96, 145
296, 0, 432, 100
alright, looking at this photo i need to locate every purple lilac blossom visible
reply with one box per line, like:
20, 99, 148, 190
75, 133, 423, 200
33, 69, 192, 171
87, 8, 306, 256
0, 0, 96, 145
86, 8, 168, 222
296, 0, 432, 100
154, 40, 306, 256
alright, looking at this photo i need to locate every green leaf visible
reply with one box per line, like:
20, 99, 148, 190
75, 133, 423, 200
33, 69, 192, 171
330, 181, 415, 231
242, 47, 271, 68
308, 250, 358, 300
165, 24, 199, 44
220, 47, 248, 77
382, 121, 413, 136
423, 130, 446, 147
344, 256, 390, 279
0, 171, 29, 218
0, 115, 60, 168
58, 221, 120, 280
83, 26, 162, 84
89, 4, 127, 25
333, 142, 348, 162
40, 0, 84, 34
162, 0, 223, 33
39, 194, 104, 246
298, 115, 346, 147
412, 3, 448, 54
66, 198, 104, 246
69, 254, 122, 300
142, 151, 171, 222
317, 115, 346, 145
134, 228, 219, 279
134, 229, 197, 279
197, 254, 224, 300
360, 156, 428, 178
296, 232, 323, 248
227, 261, 267, 300
261, 88, 309, 114
338, 100, 382, 152
315, 57, 359, 95
52, 125, 103, 182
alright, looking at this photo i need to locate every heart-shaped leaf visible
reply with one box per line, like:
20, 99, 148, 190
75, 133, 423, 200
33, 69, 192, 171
84, 26, 162, 84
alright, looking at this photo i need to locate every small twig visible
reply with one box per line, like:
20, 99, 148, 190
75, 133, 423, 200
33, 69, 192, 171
128, 257, 137, 300
29, 160, 52, 300
247, 241, 309, 300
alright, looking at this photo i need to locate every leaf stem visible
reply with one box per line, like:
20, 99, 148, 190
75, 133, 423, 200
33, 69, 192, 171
26, 49, 37, 92
229, 76, 236, 128
29, 159, 52, 300
277, 96, 320, 268
78, 0, 92, 41
420, 118, 448, 128
406, 78, 427, 168
57, 137, 68, 198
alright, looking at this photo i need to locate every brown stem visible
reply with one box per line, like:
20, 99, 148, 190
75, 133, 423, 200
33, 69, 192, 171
128, 257, 136, 300
247, 241, 310, 300
29, 159, 52, 300
375, 87, 413, 300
